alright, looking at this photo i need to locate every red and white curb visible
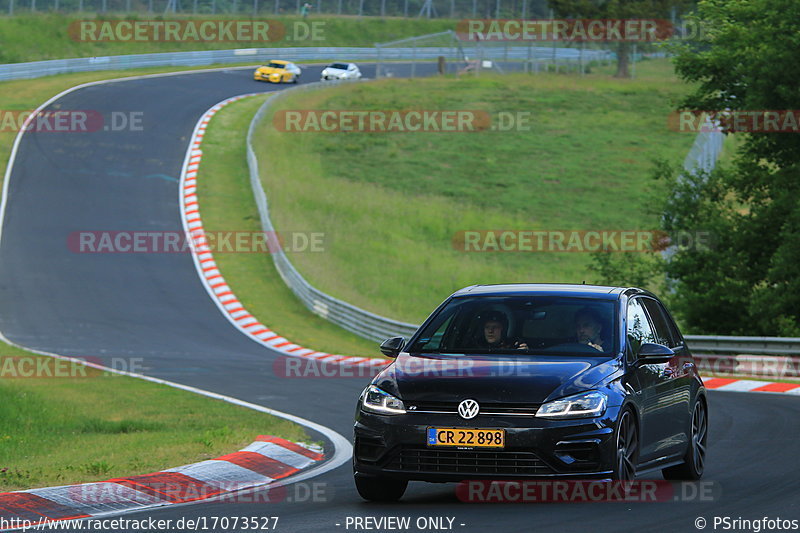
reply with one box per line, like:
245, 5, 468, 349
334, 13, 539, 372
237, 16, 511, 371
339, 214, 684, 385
0, 436, 323, 528
180, 94, 389, 371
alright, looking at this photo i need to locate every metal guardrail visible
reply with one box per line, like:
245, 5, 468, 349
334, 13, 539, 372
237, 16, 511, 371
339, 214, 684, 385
245, 82, 800, 360
687, 336, 800, 379
684, 335, 800, 357
0, 45, 604, 82
0, 0, 556, 18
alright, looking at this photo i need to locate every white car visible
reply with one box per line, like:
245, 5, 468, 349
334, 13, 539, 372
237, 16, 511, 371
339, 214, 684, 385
321, 62, 362, 81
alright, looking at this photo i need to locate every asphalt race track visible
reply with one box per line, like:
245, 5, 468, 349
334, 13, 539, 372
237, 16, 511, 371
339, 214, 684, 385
0, 64, 798, 533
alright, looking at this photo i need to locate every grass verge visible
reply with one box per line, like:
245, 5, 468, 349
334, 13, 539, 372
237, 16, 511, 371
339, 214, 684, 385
195, 94, 379, 357
254, 58, 696, 324
0, 345, 308, 491
0, 14, 455, 64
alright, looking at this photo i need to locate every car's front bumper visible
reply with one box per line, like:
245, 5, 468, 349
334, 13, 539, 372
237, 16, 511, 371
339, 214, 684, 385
254, 73, 283, 82
354, 407, 620, 482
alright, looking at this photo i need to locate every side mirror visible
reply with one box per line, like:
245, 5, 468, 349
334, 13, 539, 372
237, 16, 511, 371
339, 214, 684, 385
379, 336, 405, 358
636, 342, 675, 364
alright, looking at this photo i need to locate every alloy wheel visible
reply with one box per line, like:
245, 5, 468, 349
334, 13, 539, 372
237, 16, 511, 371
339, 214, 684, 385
691, 401, 708, 474
616, 410, 638, 481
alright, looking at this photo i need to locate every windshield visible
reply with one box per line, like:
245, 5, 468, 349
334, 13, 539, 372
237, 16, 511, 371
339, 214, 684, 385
408, 295, 617, 356
266, 62, 286, 69
329, 63, 349, 70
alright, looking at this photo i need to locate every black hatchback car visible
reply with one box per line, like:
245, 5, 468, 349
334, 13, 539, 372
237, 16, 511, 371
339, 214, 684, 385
353, 284, 708, 501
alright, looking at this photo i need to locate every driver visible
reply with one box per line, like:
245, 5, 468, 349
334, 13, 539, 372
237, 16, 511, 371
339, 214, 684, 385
574, 307, 606, 351
478, 312, 527, 350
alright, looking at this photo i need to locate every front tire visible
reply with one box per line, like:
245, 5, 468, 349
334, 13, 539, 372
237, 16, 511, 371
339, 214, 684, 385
354, 475, 407, 502
613, 408, 638, 480
663, 398, 707, 480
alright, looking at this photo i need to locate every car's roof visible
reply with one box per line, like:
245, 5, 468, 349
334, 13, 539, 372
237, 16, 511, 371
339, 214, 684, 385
267, 60, 289, 64
451, 283, 632, 300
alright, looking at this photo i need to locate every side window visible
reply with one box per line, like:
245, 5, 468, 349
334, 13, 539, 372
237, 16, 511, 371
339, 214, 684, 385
641, 298, 676, 348
626, 298, 656, 357
415, 314, 453, 352
662, 308, 684, 347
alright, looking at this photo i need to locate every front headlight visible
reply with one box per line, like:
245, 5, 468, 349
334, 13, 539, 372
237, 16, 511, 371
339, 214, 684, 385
361, 385, 406, 415
536, 391, 607, 419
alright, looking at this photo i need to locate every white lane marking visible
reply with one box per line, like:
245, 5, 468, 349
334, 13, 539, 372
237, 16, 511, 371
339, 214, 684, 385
0, 73, 352, 497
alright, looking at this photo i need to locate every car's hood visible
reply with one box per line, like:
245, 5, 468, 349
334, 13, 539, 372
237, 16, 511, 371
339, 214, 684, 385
257, 67, 285, 74
373, 353, 622, 404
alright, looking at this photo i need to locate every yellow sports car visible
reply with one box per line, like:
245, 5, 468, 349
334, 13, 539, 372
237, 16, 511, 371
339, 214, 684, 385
253, 60, 301, 83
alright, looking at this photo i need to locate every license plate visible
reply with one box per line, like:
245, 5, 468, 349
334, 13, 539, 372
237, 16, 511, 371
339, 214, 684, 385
427, 427, 505, 448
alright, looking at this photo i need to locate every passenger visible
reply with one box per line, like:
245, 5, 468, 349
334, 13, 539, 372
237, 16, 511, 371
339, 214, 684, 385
574, 307, 607, 351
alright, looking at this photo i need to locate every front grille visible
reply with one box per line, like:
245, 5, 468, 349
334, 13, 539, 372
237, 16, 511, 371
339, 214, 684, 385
406, 401, 540, 416
386, 446, 555, 475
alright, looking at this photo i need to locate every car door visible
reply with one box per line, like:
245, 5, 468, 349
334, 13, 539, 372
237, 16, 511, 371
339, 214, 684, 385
641, 297, 694, 454
625, 296, 674, 463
